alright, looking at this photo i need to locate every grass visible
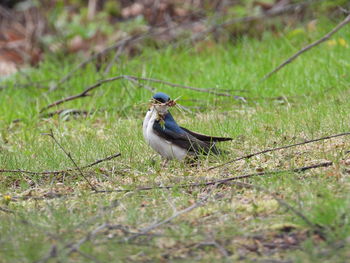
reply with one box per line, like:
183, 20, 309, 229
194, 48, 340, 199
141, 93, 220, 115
1, 18, 350, 262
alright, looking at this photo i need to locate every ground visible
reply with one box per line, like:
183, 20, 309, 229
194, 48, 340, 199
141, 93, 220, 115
1, 19, 350, 262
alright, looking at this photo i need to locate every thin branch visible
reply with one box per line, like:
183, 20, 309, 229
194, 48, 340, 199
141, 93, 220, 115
177, 0, 317, 47
103, 42, 126, 75
48, 1, 314, 91
36, 223, 114, 263
74, 199, 120, 229
263, 14, 350, 79
74, 249, 102, 263
40, 76, 124, 113
29, 162, 337, 200
35, 245, 58, 263
40, 75, 236, 113
126, 191, 212, 241
196, 161, 332, 189
35, 205, 130, 263
126, 76, 236, 96
49, 36, 136, 91
66, 223, 108, 255
65, 224, 135, 255
0, 152, 121, 175
43, 130, 97, 191
197, 239, 230, 259
49, 19, 198, 91
208, 131, 350, 171
40, 109, 90, 119
211, 240, 231, 259
81, 152, 121, 170
125, 76, 156, 92
97, 161, 332, 194
0, 206, 14, 214
4, 161, 333, 202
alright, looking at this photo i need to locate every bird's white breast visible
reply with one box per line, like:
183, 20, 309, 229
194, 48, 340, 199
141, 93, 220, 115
143, 108, 187, 160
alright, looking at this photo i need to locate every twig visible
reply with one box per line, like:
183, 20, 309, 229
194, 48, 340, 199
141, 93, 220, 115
0, 152, 121, 175
208, 131, 350, 171
74, 199, 120, 229
75, 249, 102, 263
103, 42, 126, 75
80, 153, 121, 170
263, 14, 350, 79
211, 240, 230, 259
109, 161, 332, 193
198, 240, 230, 259
66, 223, 108, 254
42, 2, 310, 94
36, 223, 111, 263
126, 76, 235, 96
65, 224, 135, 255
49, 19, 197, 91
338, 7, 350, 15
0, 206, 14, 214
41, 76, 125, 113
35, 245, 57, 263
40, 75, 236, 113
49, 36, 136, 91
48, 1, 314, 91
180, 0, 317, 46
40, 109, 90, 119
43, 130, 97, 191
5, 161, 332, 202
126, 191, 212, 241
197, 161, 332, 188
125, 76, 156, 92
35, 202, 127, 263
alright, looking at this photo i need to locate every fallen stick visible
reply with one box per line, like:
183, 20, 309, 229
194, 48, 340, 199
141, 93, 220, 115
0, 206, 14, 214
126, 191, 212, 241
0, 152, 121, 175
127, 76, 237, 96
50, 2, 310, 91
188, 1, 311, 44
49, 19, 201, 91
40, 109, 90, 119
4, 161, 333, 201
97, 161, 333, 193
263, 14, 350, 80
35, 223, 114, 263
43, 130, 97, 191
208, 131, 350, 171
49, 36, 136, 91
40, 75, 236, 113
41, 76, 125, 112
103, 42, 126, 75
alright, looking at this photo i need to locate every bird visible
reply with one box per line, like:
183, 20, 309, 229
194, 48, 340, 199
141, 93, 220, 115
143, 92, 232, 160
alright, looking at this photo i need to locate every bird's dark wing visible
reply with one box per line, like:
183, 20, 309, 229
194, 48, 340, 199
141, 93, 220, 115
180, 126, 232, 142
153, 121, 219, 154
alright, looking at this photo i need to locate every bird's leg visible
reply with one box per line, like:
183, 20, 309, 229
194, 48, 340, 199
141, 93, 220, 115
161, 158, 169, 167
184, 155, 198, 167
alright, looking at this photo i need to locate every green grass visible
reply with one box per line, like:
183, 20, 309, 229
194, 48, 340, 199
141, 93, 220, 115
1, 19, 350, 262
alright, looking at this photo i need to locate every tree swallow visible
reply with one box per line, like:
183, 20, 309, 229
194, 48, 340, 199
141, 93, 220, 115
143, 92, 232, 160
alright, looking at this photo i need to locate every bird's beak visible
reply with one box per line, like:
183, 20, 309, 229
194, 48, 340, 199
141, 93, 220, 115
149, 99, 176, 107
166, 100, 176, 107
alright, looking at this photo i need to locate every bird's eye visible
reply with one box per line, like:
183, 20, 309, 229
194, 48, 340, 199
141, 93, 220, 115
156, 98, 165, 103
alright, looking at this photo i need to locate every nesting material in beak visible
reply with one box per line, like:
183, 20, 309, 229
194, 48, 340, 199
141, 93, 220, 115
166, 100, 176, 107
